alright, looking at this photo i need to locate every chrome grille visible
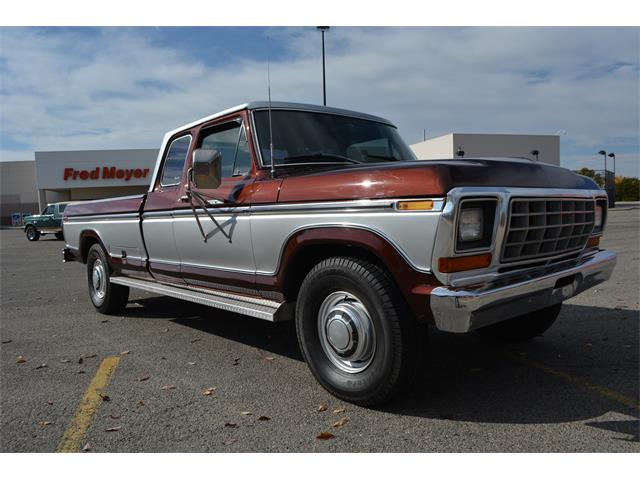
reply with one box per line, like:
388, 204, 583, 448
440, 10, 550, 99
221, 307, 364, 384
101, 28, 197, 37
502, 198, 595, 263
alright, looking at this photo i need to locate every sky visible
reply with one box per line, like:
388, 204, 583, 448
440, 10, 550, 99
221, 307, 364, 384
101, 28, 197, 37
0, 26, 638, 176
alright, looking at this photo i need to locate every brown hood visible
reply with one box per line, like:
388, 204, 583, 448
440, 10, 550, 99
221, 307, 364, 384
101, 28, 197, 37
277, 159, 599, 203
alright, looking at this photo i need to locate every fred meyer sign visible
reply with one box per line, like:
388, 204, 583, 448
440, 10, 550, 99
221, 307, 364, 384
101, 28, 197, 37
63, 166, 151, 181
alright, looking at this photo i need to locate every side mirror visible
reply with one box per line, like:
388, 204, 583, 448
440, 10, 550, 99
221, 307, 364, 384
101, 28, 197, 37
191, 149, 222, 190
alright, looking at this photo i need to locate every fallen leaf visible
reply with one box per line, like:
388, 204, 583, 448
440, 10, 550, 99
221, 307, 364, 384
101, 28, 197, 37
202, 387, 216, 396
264, 356, 275, 361
240, 411, 252, 416
191, 338, 202, 343
109, 414, 121, 420
1, 339, 11, 344
318, 404, 328, 412
83, 353, 97, 359
105, 426, 121, 432
16, 355, 26, 364
333, 418, 348, 428
258, 416, 271, 421
316, 431, 335, 440
47, 401, 54, 406
138, 376, 150, 382
224, 422, 238, 428
161, 385, 176, 390
232, 358, 240, 366
120, 351, 130, 355
137, 400, 145, 407
82, 443, 91, 452
100, 319, 109, 323
39, 421, 52, 427
332, 407, 346, 414
187, 361, 197, 366
35, 363, 48, 370
222, 439, 237, 445
99, 393, 110, 402
60, 359, 70, 363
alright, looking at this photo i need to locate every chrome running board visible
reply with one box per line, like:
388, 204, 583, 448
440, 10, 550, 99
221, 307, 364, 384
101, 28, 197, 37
110, 276, 292, 322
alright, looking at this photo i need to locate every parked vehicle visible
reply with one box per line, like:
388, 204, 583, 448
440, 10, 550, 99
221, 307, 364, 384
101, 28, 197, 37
24, 202, 69, 241
62, 102, 616, 405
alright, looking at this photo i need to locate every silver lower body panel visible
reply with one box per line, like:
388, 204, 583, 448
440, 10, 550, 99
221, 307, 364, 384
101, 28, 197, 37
110, 276, 292, 322
430, 250, 617, 333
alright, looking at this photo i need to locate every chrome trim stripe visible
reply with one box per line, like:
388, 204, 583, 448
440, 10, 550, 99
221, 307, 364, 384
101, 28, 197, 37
66, 212, 140, 222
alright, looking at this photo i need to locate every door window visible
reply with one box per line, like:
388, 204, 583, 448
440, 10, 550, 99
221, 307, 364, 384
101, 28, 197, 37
160, 135, 192, 187
199, 120, 251, 179
43, 205, 54, 215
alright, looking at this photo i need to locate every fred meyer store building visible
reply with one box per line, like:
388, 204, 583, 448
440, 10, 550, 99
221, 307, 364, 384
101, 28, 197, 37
0, 149, 158, 225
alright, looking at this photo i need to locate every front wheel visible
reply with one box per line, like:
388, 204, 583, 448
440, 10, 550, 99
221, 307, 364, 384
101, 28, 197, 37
295, 257, 420, 406
477, 303, 562, 341
86, 243, 129, 314
25, 226, 40, 241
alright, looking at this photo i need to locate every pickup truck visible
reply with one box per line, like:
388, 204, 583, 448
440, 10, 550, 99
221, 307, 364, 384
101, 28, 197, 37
24, 202, 69, 241
62, 101, 616, 406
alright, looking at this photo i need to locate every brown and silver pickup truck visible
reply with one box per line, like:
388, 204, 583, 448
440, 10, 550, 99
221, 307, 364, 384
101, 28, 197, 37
62, 101, 616, 405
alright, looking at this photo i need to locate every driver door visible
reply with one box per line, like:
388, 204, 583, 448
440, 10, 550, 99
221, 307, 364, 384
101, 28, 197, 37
173, 112, 256, 291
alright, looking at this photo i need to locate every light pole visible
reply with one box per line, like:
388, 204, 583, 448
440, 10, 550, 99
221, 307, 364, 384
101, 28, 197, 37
317, 26, 330, 106
530, 149, 539, 162
598, 150, 607, 173
608, 152, 616, 205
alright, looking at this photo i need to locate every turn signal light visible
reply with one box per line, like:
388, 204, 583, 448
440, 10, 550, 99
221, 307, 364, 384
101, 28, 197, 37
586, 236, 600, 249
438, 253, 492, 273
396, 200, 435, 211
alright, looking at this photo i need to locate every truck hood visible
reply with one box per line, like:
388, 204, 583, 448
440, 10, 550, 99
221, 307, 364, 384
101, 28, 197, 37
277, 159, 600, 203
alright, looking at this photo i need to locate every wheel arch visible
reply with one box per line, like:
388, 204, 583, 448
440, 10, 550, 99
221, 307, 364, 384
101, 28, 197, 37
275, 226, 440, 323
78, 230, 107, 264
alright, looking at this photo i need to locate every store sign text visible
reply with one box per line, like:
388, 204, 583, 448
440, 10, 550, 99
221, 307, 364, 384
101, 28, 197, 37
63, 167, 151, 182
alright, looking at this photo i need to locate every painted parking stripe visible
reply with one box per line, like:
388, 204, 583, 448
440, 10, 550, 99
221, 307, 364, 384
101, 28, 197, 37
510, 354, 639, 410
57, 356, 120, 452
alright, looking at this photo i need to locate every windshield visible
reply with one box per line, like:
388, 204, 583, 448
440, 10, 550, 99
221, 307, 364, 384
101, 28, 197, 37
253, 110, 417, 166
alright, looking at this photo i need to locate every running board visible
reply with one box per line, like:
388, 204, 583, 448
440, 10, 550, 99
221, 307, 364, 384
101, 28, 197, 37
110, 276, 292, 322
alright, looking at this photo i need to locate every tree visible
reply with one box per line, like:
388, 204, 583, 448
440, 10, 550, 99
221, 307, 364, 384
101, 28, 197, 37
576, 167, 604, 187
615, 176, 640, 201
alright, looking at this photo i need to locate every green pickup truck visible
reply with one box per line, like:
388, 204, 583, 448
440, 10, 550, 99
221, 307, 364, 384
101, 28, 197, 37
23, 202, 69, 241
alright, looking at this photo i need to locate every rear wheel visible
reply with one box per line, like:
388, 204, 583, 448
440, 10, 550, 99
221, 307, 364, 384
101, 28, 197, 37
25, 226, 40, 241
55, 232, 64, 241
87, 243, 129, 314
477, 303, 562, 341
295, 257, 420, 406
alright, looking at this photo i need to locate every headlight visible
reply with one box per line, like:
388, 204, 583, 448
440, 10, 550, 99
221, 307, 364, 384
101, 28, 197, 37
594, 205, 603, 229
458, 208, 484, 242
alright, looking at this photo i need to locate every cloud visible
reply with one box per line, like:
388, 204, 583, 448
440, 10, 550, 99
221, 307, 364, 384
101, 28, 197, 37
0, 27, 638, 176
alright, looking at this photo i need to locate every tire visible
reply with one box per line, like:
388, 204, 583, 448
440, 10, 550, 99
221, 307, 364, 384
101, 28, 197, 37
55, 232, 64, 241
86, 243, 129, 314
25, 226, 40, 241
295, 256, 420, 406
477, 303, 562, 342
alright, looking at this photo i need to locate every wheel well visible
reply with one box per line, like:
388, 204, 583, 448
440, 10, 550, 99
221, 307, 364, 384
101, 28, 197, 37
282, 244, 388, 302
79, 234, 100, 263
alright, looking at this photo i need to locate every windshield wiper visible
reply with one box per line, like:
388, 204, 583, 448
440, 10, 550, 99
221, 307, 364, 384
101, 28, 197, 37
280, 153, 363, 164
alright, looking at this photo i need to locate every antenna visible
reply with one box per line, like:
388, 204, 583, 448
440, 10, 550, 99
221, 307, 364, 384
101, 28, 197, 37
268, 60, 275, 177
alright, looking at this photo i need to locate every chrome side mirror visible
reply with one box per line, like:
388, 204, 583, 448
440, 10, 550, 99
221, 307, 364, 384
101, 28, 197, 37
191, 149, 222, 189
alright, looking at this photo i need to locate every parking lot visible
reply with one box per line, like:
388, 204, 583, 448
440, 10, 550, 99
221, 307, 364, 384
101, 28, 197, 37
1, 206, 638, 452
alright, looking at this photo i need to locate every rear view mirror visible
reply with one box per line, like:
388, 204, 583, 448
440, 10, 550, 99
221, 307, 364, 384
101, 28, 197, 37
191, 149, 222, 189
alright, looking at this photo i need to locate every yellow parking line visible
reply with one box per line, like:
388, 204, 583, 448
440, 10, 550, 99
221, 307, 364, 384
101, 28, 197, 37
510, 354, 640, 411
57, 356, 120, 452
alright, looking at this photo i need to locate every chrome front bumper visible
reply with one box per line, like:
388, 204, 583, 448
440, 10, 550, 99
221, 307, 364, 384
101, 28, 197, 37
430, 250, 617, 333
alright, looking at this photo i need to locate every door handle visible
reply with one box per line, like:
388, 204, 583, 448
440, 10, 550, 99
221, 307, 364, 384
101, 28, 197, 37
179, 195, 189, 202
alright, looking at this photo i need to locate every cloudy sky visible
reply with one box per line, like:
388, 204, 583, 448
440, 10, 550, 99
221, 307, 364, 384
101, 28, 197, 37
0, 27, 638, 176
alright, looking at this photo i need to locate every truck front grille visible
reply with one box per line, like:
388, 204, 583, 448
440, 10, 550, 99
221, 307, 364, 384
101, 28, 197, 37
501, 198, 595, 263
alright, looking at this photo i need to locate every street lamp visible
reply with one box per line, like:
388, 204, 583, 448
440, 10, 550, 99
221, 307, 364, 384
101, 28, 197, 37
598, 150, 607, 173
530, 149, 539, 162
317, 26, 330, 106
456, 147, 465, 158
608, 152, 616, 177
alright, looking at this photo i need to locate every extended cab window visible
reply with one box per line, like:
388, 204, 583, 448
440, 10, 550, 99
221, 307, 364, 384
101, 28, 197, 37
199, 120, 251, 178
161, 135, 191, 187
58, 204, 67, 213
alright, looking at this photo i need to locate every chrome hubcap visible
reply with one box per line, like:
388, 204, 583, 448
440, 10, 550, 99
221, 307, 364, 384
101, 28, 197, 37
91, 259, 106, 299
318, 291, 376, 373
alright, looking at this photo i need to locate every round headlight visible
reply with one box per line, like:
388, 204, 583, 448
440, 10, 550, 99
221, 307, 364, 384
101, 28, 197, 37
458, 207, 484, 242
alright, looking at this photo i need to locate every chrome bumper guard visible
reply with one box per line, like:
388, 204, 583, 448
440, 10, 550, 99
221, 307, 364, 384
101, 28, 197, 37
430, 250, 617, 333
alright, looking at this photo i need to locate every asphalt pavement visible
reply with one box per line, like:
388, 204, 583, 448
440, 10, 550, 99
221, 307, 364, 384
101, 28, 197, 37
1, 206, 638, 452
